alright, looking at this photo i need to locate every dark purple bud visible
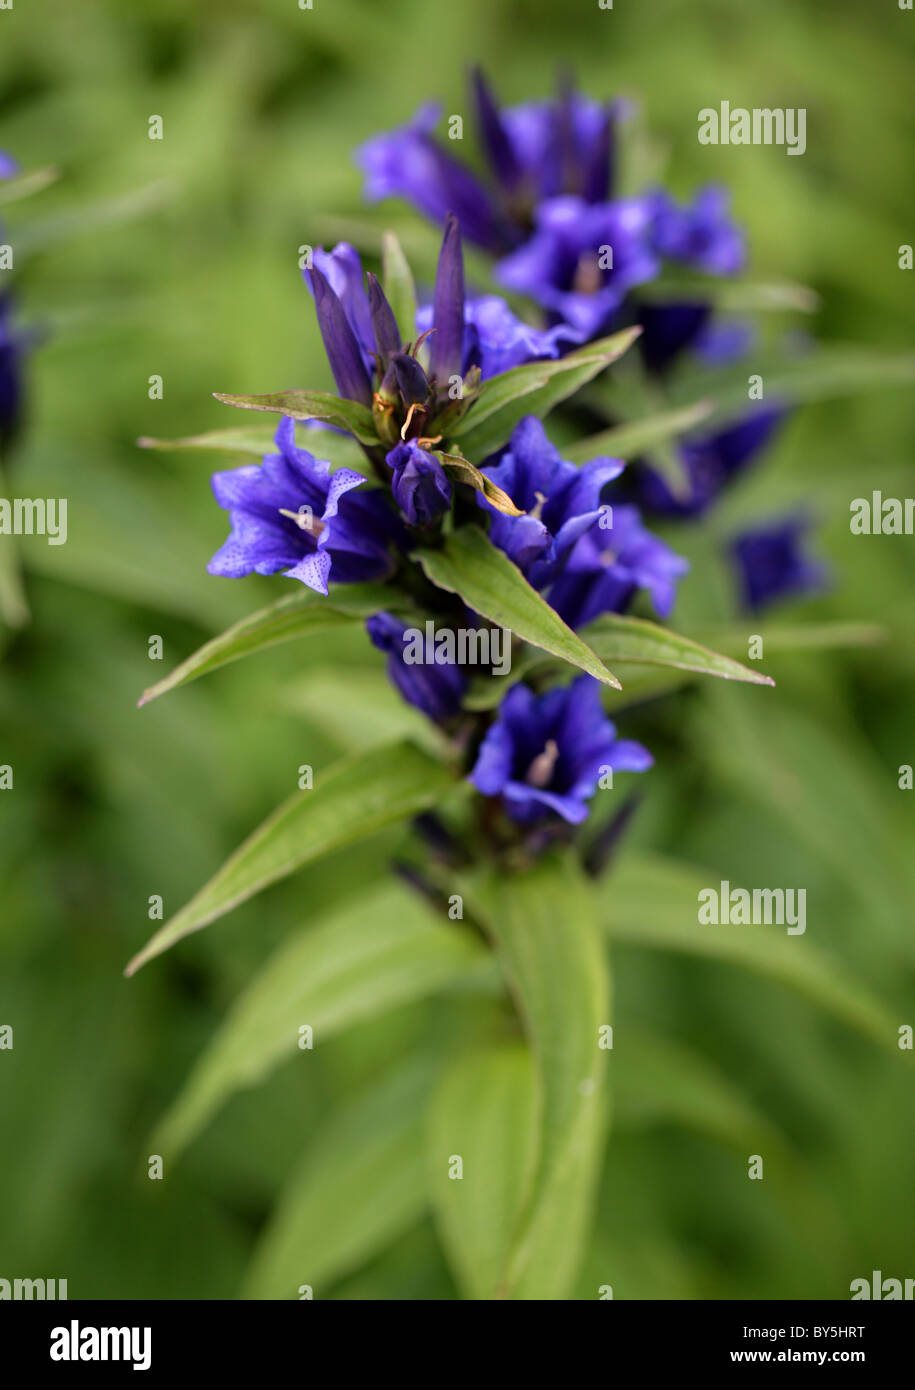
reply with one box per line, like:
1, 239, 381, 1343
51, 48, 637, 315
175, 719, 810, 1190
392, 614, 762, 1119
579, 104, 614, 203
471, 66, 523, 191
366, 272, 402, 362
391, 351, 431, 407
308, 265, 373, 406
430, 213, 466, 388
386, 440, 452, 526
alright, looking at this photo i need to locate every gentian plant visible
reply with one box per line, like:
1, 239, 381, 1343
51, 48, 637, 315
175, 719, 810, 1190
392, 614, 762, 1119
129, 70, 892, 1302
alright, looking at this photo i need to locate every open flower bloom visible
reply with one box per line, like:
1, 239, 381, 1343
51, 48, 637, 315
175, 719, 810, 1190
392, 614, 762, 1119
546, 503, 690, 628
496, 195, 659, 340
478, 416, 623, 586
646, 187, 745, 276
470, 676, 652, 824
207, 416, 399, 594
356, 71, 625, 254
730, 513, 828, 613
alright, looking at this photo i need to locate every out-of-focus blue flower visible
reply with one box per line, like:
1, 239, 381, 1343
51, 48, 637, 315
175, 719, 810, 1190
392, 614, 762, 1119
478, 416, 623, 586
637, 301, 712, 375
547, 503, 689, 628
730, 513, 828, 613
355, 72, 624, 254
414, 294, 579, 380
636, 406, 787, 518
0, 294, 25, 449
367, 612, 466, 721
496, 196, 659, 339
646, 187, 745, 276
386, 438, 452, 526
0, 152, 19, 179
469, 676, 652, 825
208, 416, 399, 594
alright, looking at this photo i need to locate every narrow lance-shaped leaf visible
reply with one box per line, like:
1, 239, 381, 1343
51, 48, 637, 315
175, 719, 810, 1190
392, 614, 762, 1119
450, 326, 642, 459
137, 424, 368, 469
212, 389, 379, 445
153, 881, 494, 1156
466, 854, 611, 1300
416, 525, 622, 689
435, 450, 524, 516
138, 582, 407, 707
124, 739, 456, 975
381, 230, 418, 343
605, 850, 911, 1056
243, 1061, 438, 1298
426, 1044, 540, 1300
563, 398, 715, 465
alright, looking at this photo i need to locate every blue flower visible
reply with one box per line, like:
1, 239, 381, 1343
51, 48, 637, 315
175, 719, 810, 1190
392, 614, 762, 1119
355, 72, 624, 254
478, 416, 623, 586
730, 513, 828, 613
469, 676, 652, 825
0, 152, 19, 179
636, 406, 788, 518
207, 416, 399, 594
385, 439, 452, 526
496, 196, 659, 340
0, 294, 25, 449
546, 503, 689, 628
367, 612, 466, 722
646, 187, 745, 276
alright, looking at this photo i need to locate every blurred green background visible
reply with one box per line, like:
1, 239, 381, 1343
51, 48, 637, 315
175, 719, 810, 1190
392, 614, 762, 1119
1, 0, 913, 1299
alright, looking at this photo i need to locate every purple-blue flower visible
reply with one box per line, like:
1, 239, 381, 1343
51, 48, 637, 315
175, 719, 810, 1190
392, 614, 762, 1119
367, 612, 466, 722
355, 72, 624, 254
385, 439, 452, 526
0, 294, 25, 448
636, 406, 787, 518
207, 416, 399, 594
730, 513, 828, 613
646, 187, 745, 276
0, 152, 19, 179
496, 196, 659, 339
469, 676, 652, 825
546, 503, 689, 628
478, 416, 623, 586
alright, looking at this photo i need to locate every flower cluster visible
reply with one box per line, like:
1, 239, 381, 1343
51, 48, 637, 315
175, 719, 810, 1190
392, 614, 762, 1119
201, 69, 825, 843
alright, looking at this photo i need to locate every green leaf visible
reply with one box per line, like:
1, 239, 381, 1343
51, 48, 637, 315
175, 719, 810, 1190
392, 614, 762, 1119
605, 850, 907, 1054
381, 230, 418, 341
700, 621, 886, 656
137, 425, 278, 457
124, 740, 456, 975
468, 854, 610, 1299
415, 526, 622, 690
213, 389, 379, 445
436, 450, 524, 516
612, 1027, 786, 1156
152, 880, 494, 1156
450, 326, 642, 459
636, 276, 820, 313
464, 613, 773, 711
562, 398, 715, 465
0, 165, 59, 206
242, 1061, 437, 1297
426, 1044, 539, 1300
668, 345, 915, 425
137, 582, 402, 707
